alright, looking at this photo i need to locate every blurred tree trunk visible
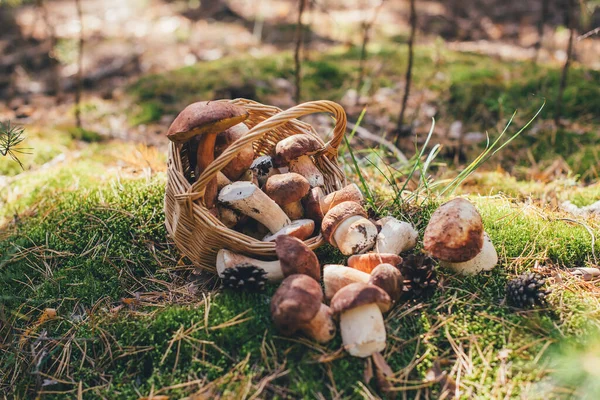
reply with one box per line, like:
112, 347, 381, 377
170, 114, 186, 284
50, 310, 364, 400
393, 0, 416, 146
74, 0, 84, 129
356, 0, 385, 106
554, 0, 576, 126
36, 0, 62, 103
294, 0, 307, 104
533, 0, 548, 64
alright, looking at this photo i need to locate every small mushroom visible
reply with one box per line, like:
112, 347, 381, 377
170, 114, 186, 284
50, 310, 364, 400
321, 201, 377, 255
262, 219, 315, 242
271, 274, 336, 343
264, 173, 311, 220
375, 217, 418, 255
440, 232, 497, 275
368, 264, 403, 303
323, 264, 370, 300
167, 101, 249, 209
217, 236, 320, 282
330, 283, 391, 357
348, 253, 402, 274
423, 198, 484, 262
214, 123, 255, 180
305, 184, 365, 223
274, 134, 324, 187
250, 155, 279, 187
218, 181, 290, 234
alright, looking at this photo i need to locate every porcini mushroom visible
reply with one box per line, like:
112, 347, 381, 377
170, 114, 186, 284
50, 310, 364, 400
423, 198, 484, 262
250, 155, 278, 187
348, 253, 402, 274
262, 219, 314, 242
274, 134, 324, 187
217, 236, 320, 282
167, 101, 249, 209
218, 181, 291, 234
330, 283, 391, 357
368, 264, 403, 302
375, 217, 418, 255
321, 201, 377, 255
323, 264, 370, 300
271, 274, 336, 343
304, 184, 365, 223
440, 232, 498, 275
214, 123, 254, 180
264, 173, 311, 220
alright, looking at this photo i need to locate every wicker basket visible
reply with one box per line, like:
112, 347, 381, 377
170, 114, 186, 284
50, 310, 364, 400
165, 99, 348, 272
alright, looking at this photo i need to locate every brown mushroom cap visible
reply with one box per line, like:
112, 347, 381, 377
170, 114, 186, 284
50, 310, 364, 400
166, 101, 249, 143
304, 187, 325, 222
264, 173, 311, 205
275, 235, 321, 281
330, 282, 391, 315
273, 134, 322, 167
423, 198, 484, 262
368, 264, 403, 302
214, 123, 254, 180
270, 274, 323, 335
321, 201, 368, 245
348, 253, 403, 273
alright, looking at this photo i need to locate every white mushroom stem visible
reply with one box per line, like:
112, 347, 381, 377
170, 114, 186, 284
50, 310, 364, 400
333, 216, 378, 256
339, 303, 386, 358
282, 202, 304, 220
289, 156, 324, 187
440, 233, 498, 275
323, 265, 370, 300
218, 181, 291, 234
216, 249, 283, 282
376, 217, 418, 255
299, 303, 336, 343
216, 172, 232, 191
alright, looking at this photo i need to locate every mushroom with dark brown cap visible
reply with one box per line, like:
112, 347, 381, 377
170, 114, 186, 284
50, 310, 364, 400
368, 264, 403, 303
330, 282, 391, 357
274, 134, 324, 187
250, 155, 279, 187
321, 201, 377, 255
214, 123, 254, 181
167, 101, 249, 209
348, 253, 402, 274
271, 274, 336, 343
423, 198, 484, 262
218, 181, 291, 234
304, 184, 364, 223
264, 173, 311, 220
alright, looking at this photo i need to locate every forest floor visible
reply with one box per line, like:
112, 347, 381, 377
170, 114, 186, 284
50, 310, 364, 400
2, 0, 600, 398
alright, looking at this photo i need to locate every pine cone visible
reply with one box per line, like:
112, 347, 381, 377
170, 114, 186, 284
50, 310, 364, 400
221, 263, 268, 291
506, 273, 551, 308
399, 254, 438, 299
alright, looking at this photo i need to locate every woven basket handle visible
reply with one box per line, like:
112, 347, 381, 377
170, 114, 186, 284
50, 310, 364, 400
188, 100, 347, 201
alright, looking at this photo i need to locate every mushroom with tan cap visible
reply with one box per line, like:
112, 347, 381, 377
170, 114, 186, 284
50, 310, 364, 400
249, 155, 279, 187
330, 282, 391, 357
264, 173, 311, 220
304, 183, 365, 223
214, 123, 254, 180
423, 198, 484, 262
167, 101, 249, 209
321, 201, 377, 255
262, 219, 314, 242
368, 264, 403, 303
375, 217, 418, 255
218, 181, 291, 234
348, 253, 402, 274
217, 235, 320, 283
274, 134, 324, 187
440, 232, 498, 275
271, 274, 336, 343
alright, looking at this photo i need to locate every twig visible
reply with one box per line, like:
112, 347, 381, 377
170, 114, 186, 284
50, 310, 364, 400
74, 0, 84, 128
294, 0, 307, 104
578, 26, 600, 41
346, 122, 408, 163
394, 0, 417, 145
554, 0, 575, 126
356, 0, 386, 105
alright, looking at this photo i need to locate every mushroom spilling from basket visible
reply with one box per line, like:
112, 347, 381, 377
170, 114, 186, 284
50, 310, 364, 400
165, 100, 498, 362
